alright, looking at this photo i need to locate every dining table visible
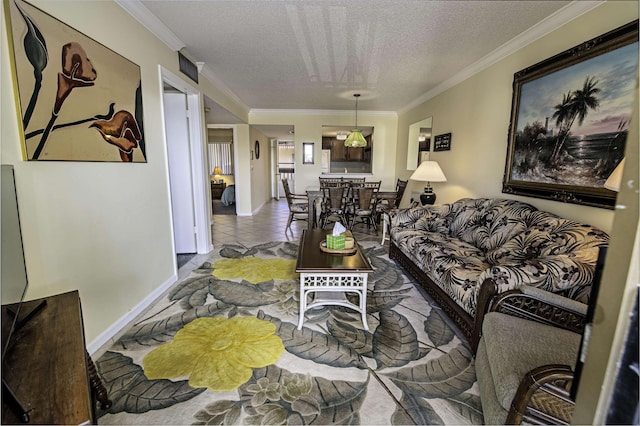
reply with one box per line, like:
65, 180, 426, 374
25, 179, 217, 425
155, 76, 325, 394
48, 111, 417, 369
305, 186, 397, 229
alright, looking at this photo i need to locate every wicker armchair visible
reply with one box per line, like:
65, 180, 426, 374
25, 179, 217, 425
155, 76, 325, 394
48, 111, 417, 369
475, 285, 586, 425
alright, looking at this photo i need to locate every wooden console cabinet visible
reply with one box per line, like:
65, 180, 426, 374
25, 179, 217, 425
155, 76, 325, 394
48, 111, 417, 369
1, 290, 110, 424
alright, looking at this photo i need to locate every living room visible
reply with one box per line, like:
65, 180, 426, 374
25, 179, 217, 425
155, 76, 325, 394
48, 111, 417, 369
1, 1, 637, 423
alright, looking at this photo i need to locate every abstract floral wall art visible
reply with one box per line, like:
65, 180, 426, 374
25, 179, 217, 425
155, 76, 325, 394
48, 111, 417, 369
7, 0, 146, 162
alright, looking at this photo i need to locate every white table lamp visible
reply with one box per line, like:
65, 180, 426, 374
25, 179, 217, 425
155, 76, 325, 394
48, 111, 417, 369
410, 161, 447, 205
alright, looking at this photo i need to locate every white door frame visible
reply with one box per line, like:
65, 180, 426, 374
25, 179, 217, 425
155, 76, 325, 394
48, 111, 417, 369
270, 138, 279, 200
164, 91, 197, 253
160, 66, 212, 256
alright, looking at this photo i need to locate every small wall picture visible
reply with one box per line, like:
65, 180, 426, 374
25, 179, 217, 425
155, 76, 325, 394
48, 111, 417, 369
433, 133, 452, 151
303, 142, 314, 164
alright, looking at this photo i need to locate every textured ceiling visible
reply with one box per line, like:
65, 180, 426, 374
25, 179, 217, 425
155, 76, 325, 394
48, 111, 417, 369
124, 1, 589, 136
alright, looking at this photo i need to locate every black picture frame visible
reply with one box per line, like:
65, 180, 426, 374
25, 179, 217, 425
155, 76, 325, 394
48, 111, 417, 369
433, 133, 451, 152
503, 21, 638, 209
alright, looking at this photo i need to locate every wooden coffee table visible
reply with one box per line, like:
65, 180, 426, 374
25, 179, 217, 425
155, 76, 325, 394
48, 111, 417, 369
295, 229, 373, 330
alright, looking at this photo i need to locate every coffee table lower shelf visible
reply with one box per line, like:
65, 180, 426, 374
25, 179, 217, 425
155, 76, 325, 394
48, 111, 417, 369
297, 272, 369, 331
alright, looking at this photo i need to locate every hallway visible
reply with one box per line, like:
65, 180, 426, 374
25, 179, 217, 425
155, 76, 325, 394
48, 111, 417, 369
178, 198, 387, 278
211, 198, 383, 246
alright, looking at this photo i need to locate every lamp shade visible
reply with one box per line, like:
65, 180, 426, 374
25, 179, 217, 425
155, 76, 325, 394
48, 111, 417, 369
410, 161, 447, 183
213, 166, 222, 175
344, 93, 367, 147
604, 158, 625, 192
345, 130, 367, 147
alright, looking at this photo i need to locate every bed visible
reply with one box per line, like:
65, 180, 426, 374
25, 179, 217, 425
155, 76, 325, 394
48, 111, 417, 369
221, 184, 235, 206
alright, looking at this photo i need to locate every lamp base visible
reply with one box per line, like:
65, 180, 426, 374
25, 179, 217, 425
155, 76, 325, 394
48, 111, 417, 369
420, 187, 436, 205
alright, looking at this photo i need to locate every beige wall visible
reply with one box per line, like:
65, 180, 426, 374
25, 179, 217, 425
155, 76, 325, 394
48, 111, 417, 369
249, 127, 272, 213
233, 124, 252, 216
396, 1, 638, 233
1, 0, 247, 348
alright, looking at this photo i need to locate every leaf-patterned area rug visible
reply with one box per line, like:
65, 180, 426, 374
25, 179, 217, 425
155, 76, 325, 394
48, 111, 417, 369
95, 241, 483, 425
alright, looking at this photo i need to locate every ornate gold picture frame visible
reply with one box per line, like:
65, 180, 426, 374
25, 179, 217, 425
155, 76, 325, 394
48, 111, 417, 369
503, 21, 638, 209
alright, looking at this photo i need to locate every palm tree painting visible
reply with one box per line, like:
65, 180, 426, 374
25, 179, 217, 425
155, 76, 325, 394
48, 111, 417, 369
504, 21, 638, 209
7, 0, 146, 162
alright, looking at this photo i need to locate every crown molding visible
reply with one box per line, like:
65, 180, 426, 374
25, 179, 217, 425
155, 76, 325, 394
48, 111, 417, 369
250, 109, 397, 117
399, 0, 603, 114
200, 66, 250, 115
114, 0, 185, 51
116, 0, 249, 115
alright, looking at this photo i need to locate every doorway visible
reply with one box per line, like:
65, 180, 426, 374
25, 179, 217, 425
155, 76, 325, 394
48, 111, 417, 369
164, 89, 197, 255
276, 140, 295, 198
161, 67, 211, 267
207, 126, 236, 216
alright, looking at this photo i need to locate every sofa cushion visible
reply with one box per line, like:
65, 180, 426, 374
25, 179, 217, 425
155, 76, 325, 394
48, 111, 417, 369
482, 312, 581, 411
485, 210, 606, 267
392, 228, 488, 316
478, 210, 608, 303
448, 198, 537, 252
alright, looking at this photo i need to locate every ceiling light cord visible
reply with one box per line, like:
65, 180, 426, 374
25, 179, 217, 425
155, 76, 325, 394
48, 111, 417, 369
354, 93, 360, 130
345, 93, 367, 148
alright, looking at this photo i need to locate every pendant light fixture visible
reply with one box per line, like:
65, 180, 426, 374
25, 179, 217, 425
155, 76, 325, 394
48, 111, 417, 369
345, 94, 367, 147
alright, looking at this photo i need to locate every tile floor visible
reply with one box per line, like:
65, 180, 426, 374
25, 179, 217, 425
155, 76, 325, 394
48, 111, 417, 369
175, 198, 387, 281
210, 198, 386, 247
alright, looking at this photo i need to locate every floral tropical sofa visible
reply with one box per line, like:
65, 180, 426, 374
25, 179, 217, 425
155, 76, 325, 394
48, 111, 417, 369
388, 197, 609, 349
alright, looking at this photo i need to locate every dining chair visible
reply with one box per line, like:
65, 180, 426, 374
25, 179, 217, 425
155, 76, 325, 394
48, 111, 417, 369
319, 184, 350, 229
318, 177, 344, 187
349, 181, 381, 231
282, 178, 309, 231
377, 179, 407, 243
394, 179, 408, 207
344, 177, 366, 184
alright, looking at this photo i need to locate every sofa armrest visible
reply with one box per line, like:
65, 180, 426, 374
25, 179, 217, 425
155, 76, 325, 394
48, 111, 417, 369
484, 281, 586, 333
478, 253, 595, 302
506, 364, 575, 425
519, 286, 588, 316
472, 279, 587, 351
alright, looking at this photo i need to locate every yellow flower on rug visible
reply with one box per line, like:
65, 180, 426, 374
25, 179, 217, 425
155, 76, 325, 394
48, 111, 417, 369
212, 257, 297, 284
143, 316, 284, 391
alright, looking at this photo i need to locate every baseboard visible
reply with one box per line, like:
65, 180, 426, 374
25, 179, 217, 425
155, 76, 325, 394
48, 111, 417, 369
86, 272, 178, 355
252, 199, 267, 216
